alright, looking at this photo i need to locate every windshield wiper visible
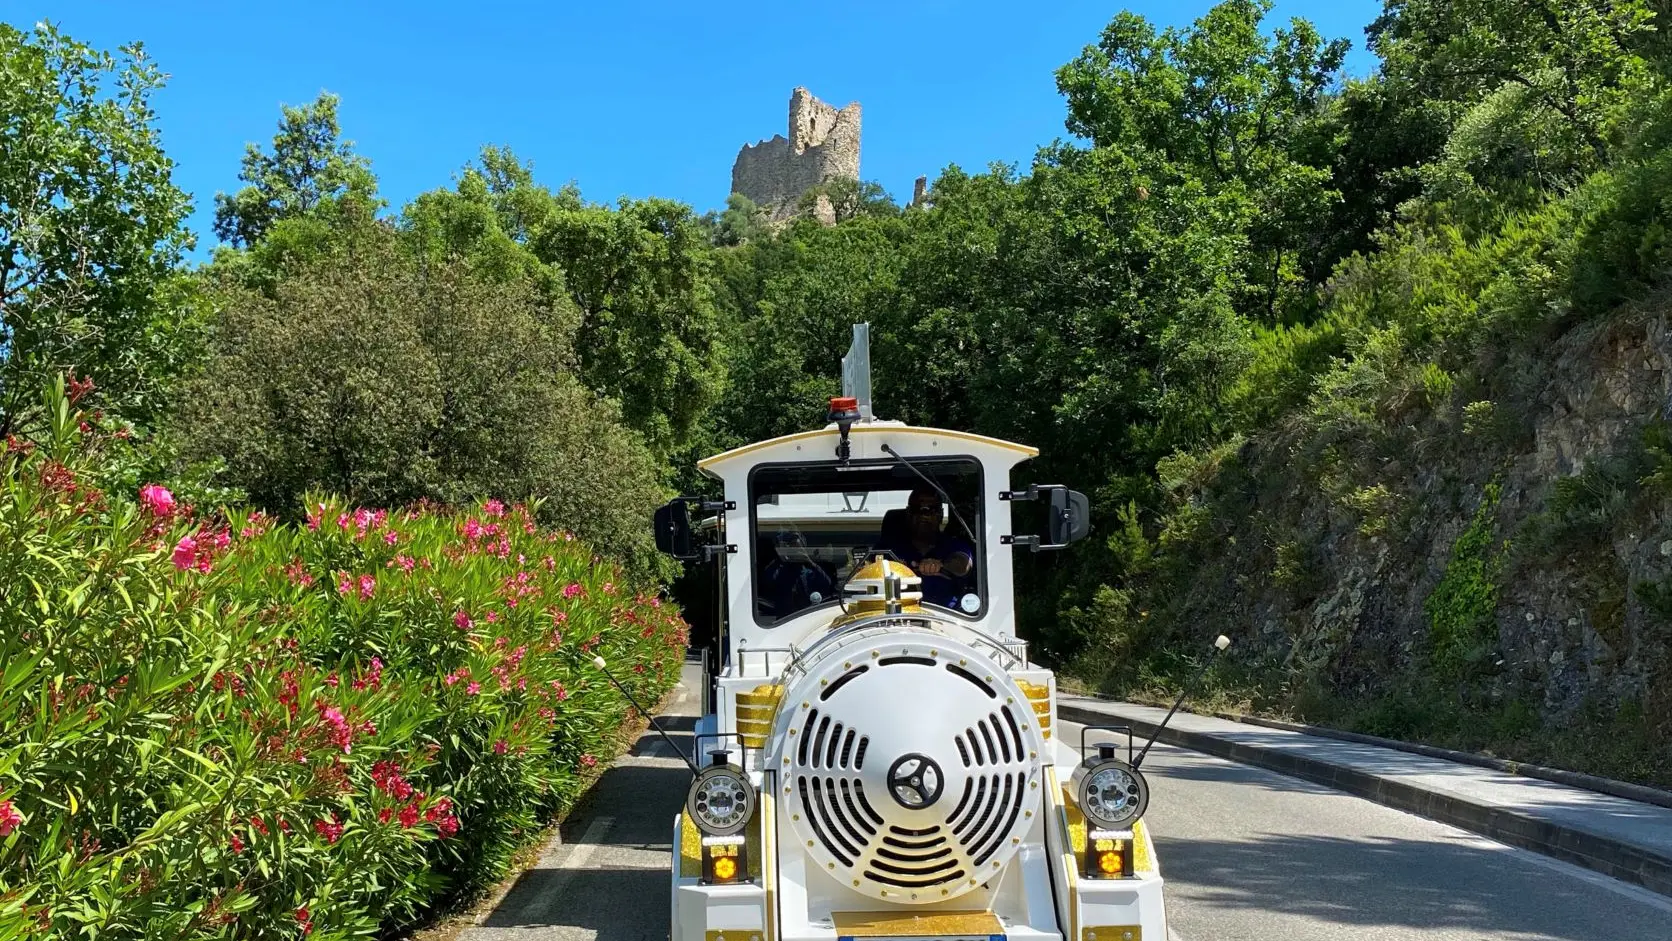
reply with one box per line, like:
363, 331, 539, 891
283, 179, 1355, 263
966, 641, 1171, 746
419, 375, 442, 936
880, 443, 978, 545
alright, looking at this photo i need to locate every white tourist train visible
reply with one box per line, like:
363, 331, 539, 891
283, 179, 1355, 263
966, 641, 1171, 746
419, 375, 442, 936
651, 326, 1172, 941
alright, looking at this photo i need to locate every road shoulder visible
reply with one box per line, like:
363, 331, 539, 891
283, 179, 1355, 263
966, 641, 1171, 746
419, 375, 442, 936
1058, 695, 1672, 898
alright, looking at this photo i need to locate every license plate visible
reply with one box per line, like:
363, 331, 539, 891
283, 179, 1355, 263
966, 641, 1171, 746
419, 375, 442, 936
838, 935, 1002, 941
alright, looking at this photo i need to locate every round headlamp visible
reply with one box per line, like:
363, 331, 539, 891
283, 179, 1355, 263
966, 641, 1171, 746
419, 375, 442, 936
686, 762, 756, 836
1071, 751, 1149, 831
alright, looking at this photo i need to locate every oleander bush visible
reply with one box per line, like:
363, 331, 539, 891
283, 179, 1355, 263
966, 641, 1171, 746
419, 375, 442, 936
0, 384, 686, 939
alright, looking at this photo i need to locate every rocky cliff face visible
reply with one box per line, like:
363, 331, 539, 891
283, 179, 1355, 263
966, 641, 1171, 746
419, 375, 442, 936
1139, 303, 1672, 784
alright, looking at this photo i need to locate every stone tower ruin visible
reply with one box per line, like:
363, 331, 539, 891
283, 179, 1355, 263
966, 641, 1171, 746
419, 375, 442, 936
731, 87, 860, 225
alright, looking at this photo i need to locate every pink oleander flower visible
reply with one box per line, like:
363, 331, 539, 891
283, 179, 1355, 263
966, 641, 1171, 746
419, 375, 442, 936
320, 706, 352, 753
384, 530, 399, 546
371, 760, 414, 800
562, 583, 582, 599
493, 739, 507, 755
465, 681, 481, 696
580, 754, 597, 768
454, 610, 472, 631
229, 833, 245, 854
484, 499, 505, 517
171, 535, 197, 570
0, 799, 21, 836
358, 574, 375, 600
399, 802, 420, 828
138, 484, 175, 517
313, 817, 343, 844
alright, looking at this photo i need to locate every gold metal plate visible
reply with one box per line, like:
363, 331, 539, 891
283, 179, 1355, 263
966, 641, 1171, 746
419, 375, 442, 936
706, 931, 764, 941
832, 911, 1003, 938
679, 809, 763, 879
1060, 785, 1155, 873
1082, 928, 1140, 941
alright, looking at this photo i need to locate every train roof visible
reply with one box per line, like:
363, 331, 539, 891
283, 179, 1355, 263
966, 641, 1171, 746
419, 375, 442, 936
696, 420, 1039, 480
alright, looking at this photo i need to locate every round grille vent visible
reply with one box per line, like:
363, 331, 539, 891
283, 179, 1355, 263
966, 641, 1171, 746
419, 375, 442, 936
771, 629, 1044, 903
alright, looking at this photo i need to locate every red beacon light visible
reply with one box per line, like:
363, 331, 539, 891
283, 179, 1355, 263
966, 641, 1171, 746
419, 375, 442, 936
828, 396, 861, 463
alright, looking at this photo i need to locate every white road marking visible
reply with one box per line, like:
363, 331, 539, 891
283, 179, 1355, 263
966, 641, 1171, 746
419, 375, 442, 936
560, 815, 615, 871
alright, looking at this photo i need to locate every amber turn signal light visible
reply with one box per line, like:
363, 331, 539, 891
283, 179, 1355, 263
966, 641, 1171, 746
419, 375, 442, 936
1084, 836, 1133, 879
701, 838, 747, 885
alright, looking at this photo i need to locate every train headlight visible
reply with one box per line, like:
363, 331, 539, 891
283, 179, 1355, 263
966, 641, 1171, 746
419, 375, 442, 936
1070, 744, 1148, 879
687, 761, 755, 836
687, 752, 755, 885
1072, 747, 1148, 831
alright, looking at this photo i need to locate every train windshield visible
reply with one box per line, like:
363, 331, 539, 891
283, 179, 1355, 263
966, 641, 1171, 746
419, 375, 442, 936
747, 457, 985, 625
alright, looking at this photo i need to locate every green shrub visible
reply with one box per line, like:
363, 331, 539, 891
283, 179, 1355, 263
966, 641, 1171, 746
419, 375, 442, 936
0, 385, 685, 939
1341, 484, 1401, 538
1426, 482, 1507, 678
178, 234, 670, 578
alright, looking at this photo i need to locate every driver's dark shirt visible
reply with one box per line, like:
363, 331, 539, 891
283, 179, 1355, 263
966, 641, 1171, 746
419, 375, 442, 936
882, 532, 976, 608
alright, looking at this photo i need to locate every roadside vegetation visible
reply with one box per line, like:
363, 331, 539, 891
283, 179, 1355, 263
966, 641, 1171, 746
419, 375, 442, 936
0, 23, 685, 938
6, 0, 1672, 933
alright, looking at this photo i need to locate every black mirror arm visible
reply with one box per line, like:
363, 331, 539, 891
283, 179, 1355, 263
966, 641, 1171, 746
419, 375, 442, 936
1000, 484, 1088, 551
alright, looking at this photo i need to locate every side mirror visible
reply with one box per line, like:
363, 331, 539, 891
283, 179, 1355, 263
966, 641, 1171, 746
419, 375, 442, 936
654, 500, 699, 561
1048, 487, 1091, 546
1000, 485, 1091, 551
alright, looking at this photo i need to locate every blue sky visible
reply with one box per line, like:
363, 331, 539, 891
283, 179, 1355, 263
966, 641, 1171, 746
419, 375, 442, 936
5, 1, 1384, 260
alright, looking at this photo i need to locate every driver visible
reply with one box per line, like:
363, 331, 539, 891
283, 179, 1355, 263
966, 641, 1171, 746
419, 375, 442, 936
881, 487, 975, 608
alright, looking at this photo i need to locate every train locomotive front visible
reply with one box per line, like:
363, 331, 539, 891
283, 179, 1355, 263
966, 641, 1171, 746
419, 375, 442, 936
655, 340, 1170, 941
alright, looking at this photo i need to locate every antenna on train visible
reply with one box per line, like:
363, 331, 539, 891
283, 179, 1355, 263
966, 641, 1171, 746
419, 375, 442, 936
590, 655, 701, 775
1133, 634, 1232, 768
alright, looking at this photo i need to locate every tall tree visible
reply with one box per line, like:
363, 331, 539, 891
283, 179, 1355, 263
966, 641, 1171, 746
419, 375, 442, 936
1055, 0, 1349, 324
533, 195, 725, 458
212, 91, 379, 247
0, 22, 198, 437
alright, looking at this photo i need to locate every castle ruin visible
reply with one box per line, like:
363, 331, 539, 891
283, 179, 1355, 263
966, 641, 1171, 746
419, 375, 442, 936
731, 88, 861, 225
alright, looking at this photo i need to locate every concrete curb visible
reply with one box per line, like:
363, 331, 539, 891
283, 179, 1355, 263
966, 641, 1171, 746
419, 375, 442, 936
1056, 686, 1672, 810
1058, 701, 1672, 899
1192, 705, 1672, 810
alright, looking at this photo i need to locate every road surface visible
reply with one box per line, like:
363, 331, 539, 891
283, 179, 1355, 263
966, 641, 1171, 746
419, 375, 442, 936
465, 665, 1672, 940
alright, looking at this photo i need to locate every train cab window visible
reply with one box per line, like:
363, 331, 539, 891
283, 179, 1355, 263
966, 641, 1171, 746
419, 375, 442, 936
749, 458, 984, 625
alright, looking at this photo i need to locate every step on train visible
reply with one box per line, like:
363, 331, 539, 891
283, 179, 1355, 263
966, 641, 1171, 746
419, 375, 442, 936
649, 326, 1173, 941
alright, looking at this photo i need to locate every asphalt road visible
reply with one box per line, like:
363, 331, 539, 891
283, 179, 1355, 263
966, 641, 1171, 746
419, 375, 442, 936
464, 665, 1672, 941
460, 669, 701, 941
1056, 717, 1672, 941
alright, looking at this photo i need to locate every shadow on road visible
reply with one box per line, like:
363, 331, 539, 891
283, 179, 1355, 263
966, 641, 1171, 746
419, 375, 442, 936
1157, 829, 1670, 940
471, 713, 693, 940
1142, 744, 1338, 795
